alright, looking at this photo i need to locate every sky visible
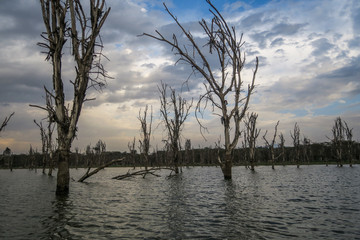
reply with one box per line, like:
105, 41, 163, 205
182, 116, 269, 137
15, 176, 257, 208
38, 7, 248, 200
0, 0, 359, 154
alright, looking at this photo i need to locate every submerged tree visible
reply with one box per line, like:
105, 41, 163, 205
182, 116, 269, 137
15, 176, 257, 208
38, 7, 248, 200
263, 121, 281, 170
128, 137, 137, 169
329, 117, 354, 167
33, 0, 111, 195
244, 113, 261, 171
142, 0, 258, 179
138, 105, 153, 171
278, 132, 286, 165
34, 120, 47, 174
344, 121, 354, 167
158, 82, 193, 174
290, 122, 301, 168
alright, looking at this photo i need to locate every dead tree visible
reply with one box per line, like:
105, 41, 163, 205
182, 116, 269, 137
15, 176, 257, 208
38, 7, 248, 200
0, 112, 14, 133
244, 113, 261, 171
278, 133, 286, 165
158, 82, 193, 174
78, 158, 125, 182
241, 135, 248, 168
142, 0, 258, 179
94, 139, 106, 166
3, 147, 13, 171
290, 122, 301, 168
263, 121, 281, 170
344, 121, 354, 167
33, 0, 111, 196
184, 139, 192, 166
34, 120, 47, 174
128, 137, 137, 169
302, 137, 311, 164
138, 105, 153, 171
329, 117, 353, 167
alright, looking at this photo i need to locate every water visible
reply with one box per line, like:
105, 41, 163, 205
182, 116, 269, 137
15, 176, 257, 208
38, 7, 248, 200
0, 165, 360, 239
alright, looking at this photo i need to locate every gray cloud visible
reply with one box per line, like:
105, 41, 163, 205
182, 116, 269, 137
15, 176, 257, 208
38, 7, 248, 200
311, 38, 335, 56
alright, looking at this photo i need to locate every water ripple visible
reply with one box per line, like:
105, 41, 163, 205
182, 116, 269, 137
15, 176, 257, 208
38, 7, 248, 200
1, 166, 360, 239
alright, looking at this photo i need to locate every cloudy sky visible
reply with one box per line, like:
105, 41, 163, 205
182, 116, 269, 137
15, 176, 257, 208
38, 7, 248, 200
0, 0, 359, 154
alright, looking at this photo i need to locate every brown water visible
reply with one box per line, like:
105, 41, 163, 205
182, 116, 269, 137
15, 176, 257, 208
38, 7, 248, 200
0, 165, 359, 239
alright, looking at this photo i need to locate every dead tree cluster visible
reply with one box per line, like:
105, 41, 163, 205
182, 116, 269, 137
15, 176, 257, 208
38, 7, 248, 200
143, 0, 258, 179
329, 117, 354, 167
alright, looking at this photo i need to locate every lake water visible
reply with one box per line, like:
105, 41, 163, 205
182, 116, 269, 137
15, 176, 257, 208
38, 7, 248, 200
0, 165, 359, 239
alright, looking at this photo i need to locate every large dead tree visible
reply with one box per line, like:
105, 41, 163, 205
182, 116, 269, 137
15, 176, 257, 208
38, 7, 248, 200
158, 82, 193, 174
290, 122, 301, 168
142, 0, 258, 179
34, 0, 111, 195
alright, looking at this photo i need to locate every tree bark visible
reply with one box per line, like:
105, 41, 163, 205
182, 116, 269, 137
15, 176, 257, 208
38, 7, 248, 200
56, 150, 70, 195
221, 153, 232, 179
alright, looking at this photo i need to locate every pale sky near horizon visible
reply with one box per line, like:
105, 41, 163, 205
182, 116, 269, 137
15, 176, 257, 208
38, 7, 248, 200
0, 0, 359, 154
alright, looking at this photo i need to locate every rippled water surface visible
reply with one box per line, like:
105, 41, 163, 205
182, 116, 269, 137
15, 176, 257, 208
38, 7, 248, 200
1, 165, 360, 239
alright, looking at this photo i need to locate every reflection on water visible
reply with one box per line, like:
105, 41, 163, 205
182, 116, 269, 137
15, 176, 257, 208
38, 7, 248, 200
1, 166, 360, 239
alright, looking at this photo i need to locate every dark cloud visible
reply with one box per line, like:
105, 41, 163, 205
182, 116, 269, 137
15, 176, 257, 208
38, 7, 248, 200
250, 22, 306, 48
351, 0, 360, 35
240, 12, 265, 29
261, 55, 360, 110
270, 38, 284, 47
310, 38, 335, 56
348, 36, 360, 48
269, 23, 307, 37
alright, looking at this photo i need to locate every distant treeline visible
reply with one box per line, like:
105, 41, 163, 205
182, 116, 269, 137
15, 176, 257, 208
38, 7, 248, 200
1, 141, 359, 170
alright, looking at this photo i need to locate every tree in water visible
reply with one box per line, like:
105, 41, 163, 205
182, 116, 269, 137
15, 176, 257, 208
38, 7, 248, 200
343, 121, 354, 167
138, 105, 153, 171
244, 113, 261, 171
0, 113, 15, 171
329, 117, 354, 167
290, 122, 301, 168
33, 0, 111, 195
158, 82, 193, 174
278, 133, 286, 165
142, 0, 258, 179
263, 121, 281, 170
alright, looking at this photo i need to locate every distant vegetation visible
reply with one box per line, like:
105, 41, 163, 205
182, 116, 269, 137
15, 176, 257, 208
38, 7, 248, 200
1, 141, 359, 170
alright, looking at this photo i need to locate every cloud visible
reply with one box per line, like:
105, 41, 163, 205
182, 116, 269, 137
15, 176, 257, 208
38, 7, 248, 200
310, 38, 335, 56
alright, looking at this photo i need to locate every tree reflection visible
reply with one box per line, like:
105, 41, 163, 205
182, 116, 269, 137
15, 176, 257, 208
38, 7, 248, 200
42, 196, 74, 239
